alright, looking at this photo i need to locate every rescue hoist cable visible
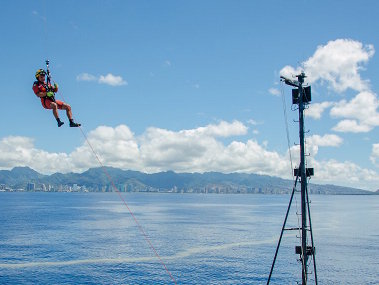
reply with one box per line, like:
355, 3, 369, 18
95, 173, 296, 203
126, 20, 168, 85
77, 126, 178, 285
46, 60, 177, 284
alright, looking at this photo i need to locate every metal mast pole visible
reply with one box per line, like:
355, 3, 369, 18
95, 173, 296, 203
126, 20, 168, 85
297, 72, 308, 284
268, 73, 317, 285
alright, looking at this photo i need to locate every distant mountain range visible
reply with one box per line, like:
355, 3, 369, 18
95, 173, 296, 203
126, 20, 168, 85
0, 166, 377, 195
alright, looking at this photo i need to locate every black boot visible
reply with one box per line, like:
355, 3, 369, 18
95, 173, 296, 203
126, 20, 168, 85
56, 118, 64, 127
69, 119, 81, 127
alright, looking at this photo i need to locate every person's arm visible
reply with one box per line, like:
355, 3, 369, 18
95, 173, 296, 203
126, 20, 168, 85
36, 90, 47, 98
46, 83, 58, 93
33, 83, 56, 98
33, 84, 46, 97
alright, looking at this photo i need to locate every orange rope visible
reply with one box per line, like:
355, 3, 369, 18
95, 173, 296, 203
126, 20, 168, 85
78, 126, 177, 285
54, 82, 177, 284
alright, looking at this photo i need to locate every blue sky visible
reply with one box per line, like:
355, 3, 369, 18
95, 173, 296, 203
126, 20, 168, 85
1, 1, 379, 190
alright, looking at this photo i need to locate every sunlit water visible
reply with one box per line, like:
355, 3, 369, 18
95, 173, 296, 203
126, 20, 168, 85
0, 192, 378, 284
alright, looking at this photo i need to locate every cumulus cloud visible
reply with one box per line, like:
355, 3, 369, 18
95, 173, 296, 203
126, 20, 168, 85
277, 38, 379, 188
0, 121, 287, 178
307, 134, 343, 147
288, 134, 343, 164
304, 39, 374, 92
137, 121, 252, 173
332, 119, 372, 133
0, 136, 71, 174
71, 125, 139, 170
281, 39, 374, 93
330, 91, 379, 132
309, 158, 379, 190
187, 120, 248, 137
137, 122, 286, 174
280, 39, 379, 133
286, 144, 379, 189
99, 74, 127, 86
2, 121, 378, 189
306, 101, 334, 120
77, 73, 127, 86
305, 134, 343, 157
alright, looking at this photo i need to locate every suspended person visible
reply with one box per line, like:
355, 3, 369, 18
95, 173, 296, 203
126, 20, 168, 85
33, 69, 81, 127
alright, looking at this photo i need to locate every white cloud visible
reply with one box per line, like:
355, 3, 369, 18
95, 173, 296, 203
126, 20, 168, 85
76, 73, 97, 82
286, 142, 379, 189
305, 134, 343, 157
306, 101, 334, 120
71, 125, 139, 170
77, 73, 127, 86
289, 134, 343, 163
0, 121, 286, 177
330, 91, 378, 119
268, 88, 281, 96
307, 134, 343, 147
370, 143, 379, 166
1, 122, 378, 190
99, 73, 127, 86
189, 120, 248, 137
330, 91, 379, 132
304, 39, 374, 93
137, 121, 279, 174
0, 136, 71, 173
289, 133, 379, 189
247, 119, 262, 126
332, 119, 372, 133
281, 39, 375, 93
309, 158, 379, 190
280, 39, 379, 134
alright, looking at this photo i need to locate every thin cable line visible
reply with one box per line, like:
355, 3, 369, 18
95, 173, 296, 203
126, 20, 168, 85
280, 80, 294, 181
50, 74, 177, 284
78, 126, 177, 285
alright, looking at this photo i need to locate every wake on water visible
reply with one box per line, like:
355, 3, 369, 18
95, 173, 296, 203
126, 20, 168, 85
0, 238, 276, 269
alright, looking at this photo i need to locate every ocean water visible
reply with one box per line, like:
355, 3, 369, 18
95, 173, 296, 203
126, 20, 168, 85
0, 192, 378, 285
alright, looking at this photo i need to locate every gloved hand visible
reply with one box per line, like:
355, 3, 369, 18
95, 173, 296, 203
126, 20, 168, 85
46, 91, 55, 98
53, 83, 58, 92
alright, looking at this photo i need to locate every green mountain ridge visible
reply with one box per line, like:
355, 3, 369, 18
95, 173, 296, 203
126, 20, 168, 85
0, 166, 376, 195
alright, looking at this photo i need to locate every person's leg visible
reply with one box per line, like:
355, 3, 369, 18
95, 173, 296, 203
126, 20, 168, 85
60, 103, 73, 120
61, 102, 80, 127
42, 99, 64, 127
50, 102, 59, 119
50, 102, 64, 127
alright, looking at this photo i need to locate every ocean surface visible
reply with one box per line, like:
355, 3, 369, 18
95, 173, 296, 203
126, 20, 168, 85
0, 192, 378, 285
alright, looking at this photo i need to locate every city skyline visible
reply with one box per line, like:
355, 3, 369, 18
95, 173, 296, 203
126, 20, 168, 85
0, 166, 375, 195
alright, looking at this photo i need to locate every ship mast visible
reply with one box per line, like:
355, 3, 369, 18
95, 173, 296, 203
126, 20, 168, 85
267, 72, 318, 284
